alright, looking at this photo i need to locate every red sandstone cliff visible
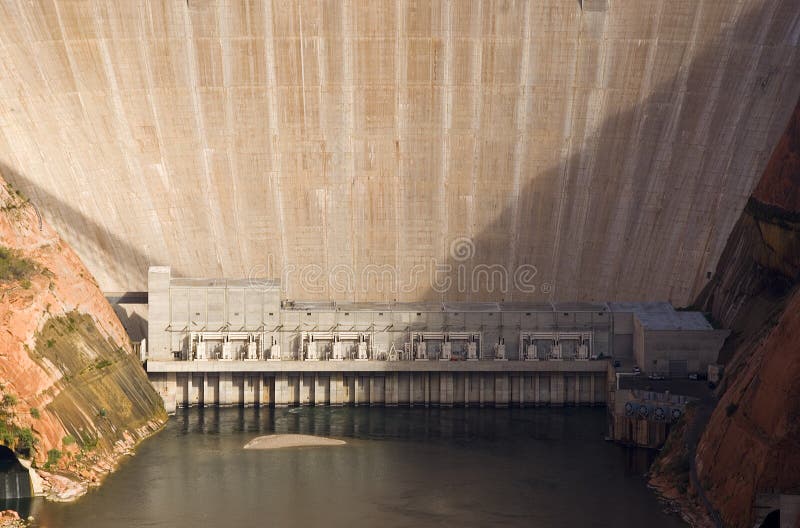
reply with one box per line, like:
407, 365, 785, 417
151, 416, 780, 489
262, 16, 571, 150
0, 174, 165, 498
695, 289, 800, 526
752, 101, 800, 212
653, 100, 800, 527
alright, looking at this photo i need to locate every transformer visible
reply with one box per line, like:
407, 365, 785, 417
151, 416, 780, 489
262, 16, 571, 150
440, 341, 452, 361
307, 339, 319, 361
245, 341, 258, 361
494, 338, 507, 361
332, 340, 344, 361
268, 340, 281, 361
466, 342, 478, 361
416, 341, 428, 360
221, 340, 233, 361
356, 341, 368, 361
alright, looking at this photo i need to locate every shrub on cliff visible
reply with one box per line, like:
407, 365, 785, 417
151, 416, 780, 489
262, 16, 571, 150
0, 391, 38, 457
43, 449, 61, 470
14, 428, 35, 457
0, 245, 38, 283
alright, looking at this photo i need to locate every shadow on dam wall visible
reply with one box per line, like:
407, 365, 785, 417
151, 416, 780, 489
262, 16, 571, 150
0, 160, 154, 341
0, 160, 181, 292
418, 1, 798, 305
0, 2, 796, 305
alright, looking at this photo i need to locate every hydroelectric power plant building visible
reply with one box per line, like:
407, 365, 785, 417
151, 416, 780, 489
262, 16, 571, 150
146, 267, 728, 411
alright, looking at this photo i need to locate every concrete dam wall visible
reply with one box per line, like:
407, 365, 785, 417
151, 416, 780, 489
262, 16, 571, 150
1, 1, 799, 305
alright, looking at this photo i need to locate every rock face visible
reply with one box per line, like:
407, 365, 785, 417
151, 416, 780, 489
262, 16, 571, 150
695, 290, 800, 527
0, 176, 165, 497
1, 1, 799, 304
654, 98, 800, 527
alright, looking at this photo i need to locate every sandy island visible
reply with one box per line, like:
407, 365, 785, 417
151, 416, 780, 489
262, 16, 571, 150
244, 434, 346, 450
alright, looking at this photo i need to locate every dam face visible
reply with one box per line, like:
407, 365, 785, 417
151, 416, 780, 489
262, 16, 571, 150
1, 1, 799, 305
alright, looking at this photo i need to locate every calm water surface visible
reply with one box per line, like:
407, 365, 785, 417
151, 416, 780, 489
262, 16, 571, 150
15, 407, 683, 527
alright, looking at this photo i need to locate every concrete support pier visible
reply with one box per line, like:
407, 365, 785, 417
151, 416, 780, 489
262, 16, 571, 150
330, 373, 345, 406
274, 373, 290, 407
148, 361, 608, 409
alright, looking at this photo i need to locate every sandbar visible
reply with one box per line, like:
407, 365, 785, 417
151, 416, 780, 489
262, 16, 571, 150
244, 434, 346, 450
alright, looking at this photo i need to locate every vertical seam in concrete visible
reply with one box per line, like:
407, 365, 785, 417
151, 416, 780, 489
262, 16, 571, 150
598, 0, 665, 295
261, 0, 288, 285
439, 0, 453, 301
216, 0, 247, 272
342, 0, 356, 302
50, 0, 139, 287
89, 1, 165, 277
317, 6, 330, 295
298, 1, 308, 131
51, 1, 87, 125
395, 0, 408, 300
136, 1, 183, 286
12, 4, 57, 109
50, 0, 100, 239
661, 0, 740, 303
550, 4, 606, 300
469, 1, 484, 265
181, 2, 228, 274
618, 0, 704, 301
139, 0, 172, 193
507, 0, 534, 301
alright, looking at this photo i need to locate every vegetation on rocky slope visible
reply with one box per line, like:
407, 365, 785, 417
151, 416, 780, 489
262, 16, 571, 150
0, 246, 38, 284
29, 312, 165, 461
0, 391, 37, 458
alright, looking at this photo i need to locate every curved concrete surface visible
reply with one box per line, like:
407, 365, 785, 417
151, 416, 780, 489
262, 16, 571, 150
0, 1, 799, 304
